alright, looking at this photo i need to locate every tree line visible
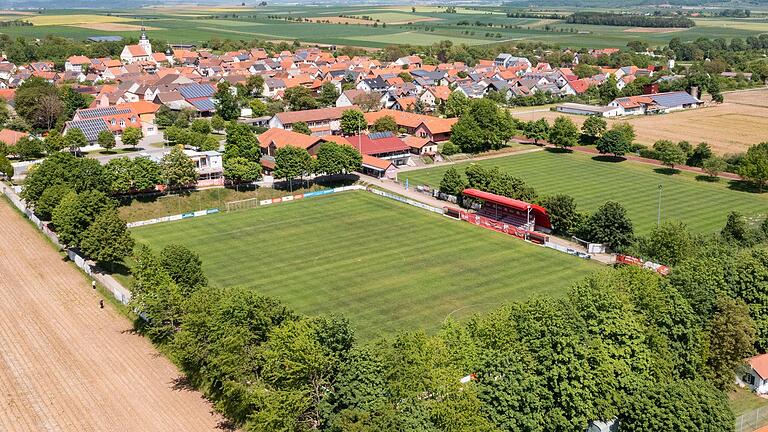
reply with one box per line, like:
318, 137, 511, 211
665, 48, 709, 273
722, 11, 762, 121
565, 12, 696, 28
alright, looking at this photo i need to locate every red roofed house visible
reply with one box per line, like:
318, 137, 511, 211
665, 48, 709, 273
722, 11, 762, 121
402, 135, 437, 155
269, 106, 360, 136
65, 56, 91, 73
419, 85, 451, 110
0, 129, 28, 146
361, 154, 397, 179
743, 353, 768, 394
364, 109, 457, 142
257, 128, 327, 157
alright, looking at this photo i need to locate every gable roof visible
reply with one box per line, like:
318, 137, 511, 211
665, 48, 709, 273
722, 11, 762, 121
0, 129, 28, 146
750, 354, 768, 380
274, 106, 359, 125
344, 132, 410, 155
257, 128, 323, 150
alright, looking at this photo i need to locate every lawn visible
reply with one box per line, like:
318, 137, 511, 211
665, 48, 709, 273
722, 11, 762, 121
401, 150, 768, 235
130, 191, 599, 340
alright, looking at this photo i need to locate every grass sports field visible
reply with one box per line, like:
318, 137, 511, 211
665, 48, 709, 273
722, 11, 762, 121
130, 191, 599, 340
402, 150, 768, 235
3, 7, 767, 49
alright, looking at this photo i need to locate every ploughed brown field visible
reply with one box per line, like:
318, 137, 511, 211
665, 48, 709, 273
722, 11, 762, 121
0, 200, 223, 432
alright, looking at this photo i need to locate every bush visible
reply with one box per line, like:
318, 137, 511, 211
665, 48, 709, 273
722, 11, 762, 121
441, 141, 460, 156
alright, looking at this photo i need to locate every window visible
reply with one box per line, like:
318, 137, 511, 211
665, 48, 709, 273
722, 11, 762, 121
745, 373, 756, 385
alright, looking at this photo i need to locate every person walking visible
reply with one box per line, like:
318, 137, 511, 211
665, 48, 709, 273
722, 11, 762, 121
92, 280, 96, 290
99, 299, 104, 309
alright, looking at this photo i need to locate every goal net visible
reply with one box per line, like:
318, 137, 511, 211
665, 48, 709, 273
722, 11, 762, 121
225, 197, 260, 212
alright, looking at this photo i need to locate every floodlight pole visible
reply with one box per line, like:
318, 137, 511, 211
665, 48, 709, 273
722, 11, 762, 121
657, 184, 663, 226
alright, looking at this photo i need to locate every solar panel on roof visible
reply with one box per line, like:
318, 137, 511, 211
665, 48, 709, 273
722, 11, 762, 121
77, 106, 131, 119
179, 84, 215, 99
66, 118, 109, 142
191, 98, 215, 112
650, 92, 699, 108
368, 131, 393, 140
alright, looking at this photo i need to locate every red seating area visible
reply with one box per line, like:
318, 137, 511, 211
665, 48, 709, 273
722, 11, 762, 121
463, 188, 552, 231
477, 205, 530, 227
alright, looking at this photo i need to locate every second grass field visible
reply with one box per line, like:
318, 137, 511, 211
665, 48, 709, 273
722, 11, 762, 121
401, 150, 768, 235
131, 191, 599, 340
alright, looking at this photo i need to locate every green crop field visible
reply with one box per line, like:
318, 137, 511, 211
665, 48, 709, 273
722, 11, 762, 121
402, 150, 768, 235
130, 191, 599, 340
2, 6, 766, 49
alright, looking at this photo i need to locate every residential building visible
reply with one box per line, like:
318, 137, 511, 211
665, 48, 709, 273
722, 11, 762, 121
269, 106, 359, 136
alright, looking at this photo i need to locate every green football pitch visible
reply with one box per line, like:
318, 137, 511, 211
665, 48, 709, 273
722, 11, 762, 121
401, 150, 768, 235
131, 191, 599, 340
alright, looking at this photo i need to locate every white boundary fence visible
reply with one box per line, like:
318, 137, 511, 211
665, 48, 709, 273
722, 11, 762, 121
737, 407, 768, 432
1, 182, 132, 304
126, 185, 368, 228
367, 187, 445, 215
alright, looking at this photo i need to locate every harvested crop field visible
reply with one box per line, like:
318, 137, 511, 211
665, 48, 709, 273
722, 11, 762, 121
70, 23, 160, 31
518, 88, 768, 155
26, 14, 133, 26
0, 199, 223, 431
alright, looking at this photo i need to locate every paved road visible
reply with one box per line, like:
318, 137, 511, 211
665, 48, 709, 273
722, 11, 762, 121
0, 199, 225, 432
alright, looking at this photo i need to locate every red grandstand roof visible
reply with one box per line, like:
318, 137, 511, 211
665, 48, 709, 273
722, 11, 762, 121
462, 188, 552, 229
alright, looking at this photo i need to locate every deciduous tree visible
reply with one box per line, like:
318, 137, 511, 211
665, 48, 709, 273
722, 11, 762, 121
51, 190, 116, 247
161, 145, 197, 189
215, 82, 241, 120
548, 116, 579, 149
64, 128, 88, 154
580, 115, 607, 143
653, 139, 687, 170
223, 156, 261, 183
340, 109, 367, 135
97, 130, 116, 151
371, 115, 398, 134
579, 201, 634, 251
159, 243, 208, 296
739, 142, 768, 192
121, 126, 143, 150
291, 121, 311, 135
274, 145, 313, 191
539, 194, 583, 236
80, 208, 135, 266
439, 167, 467, 196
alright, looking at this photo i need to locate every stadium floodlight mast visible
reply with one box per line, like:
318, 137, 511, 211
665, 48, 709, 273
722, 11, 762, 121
657, 184, 663, 226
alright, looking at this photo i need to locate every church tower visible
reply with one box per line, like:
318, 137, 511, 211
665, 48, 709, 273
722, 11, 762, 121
138, 25, 151, 55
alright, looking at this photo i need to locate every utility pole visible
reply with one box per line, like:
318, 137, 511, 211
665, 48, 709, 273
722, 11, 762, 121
657, 184, 663, 226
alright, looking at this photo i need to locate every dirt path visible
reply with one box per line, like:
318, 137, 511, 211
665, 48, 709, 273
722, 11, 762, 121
0, 199, 226, 431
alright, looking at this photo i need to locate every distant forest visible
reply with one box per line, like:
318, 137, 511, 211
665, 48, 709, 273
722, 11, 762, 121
565, 12, 697, 28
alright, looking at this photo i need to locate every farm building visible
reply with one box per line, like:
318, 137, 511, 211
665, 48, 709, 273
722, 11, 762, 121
608, 91, 702, 116
556, 103, 621, 117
